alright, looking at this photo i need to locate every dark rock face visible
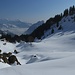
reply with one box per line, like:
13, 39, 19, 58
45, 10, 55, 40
3, 52, 12, 57
8, 55, 21, 65
14, 50, 19, 54
8, 55, 16, 64
2, 55, 9, 63
0, 51, 21, 65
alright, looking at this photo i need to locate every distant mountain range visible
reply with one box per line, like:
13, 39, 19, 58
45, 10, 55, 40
0, 19, 44, 36
0, 19, 32, 35
0, 19, 32, 28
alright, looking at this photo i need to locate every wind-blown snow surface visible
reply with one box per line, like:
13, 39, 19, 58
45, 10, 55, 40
1, 15, 75, 75
0, 31, 75, 75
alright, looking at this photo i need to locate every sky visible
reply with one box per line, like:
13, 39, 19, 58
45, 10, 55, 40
0, 0, 75, 23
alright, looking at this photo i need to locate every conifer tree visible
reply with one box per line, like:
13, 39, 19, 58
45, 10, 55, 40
51, 28, 54, 34
56, 22, 59, 27
58, 25, 63, 30
74, 16, 75, 22
64, 9, 68, 16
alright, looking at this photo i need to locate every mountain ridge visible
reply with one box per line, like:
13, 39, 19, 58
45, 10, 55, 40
24, 20, 44, 34
0, 18, 32, 28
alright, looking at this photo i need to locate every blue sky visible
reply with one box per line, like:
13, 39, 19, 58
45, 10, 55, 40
0, 0, 75, 23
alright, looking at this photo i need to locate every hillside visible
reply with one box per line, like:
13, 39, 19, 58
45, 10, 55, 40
29, 5, 75, 40
0, 29, 75, 75
42, 15, 75, 39
24, 20, 44, 34
0, 5, 75, 75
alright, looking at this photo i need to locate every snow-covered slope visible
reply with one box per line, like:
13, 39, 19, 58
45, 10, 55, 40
0, 30, 75, 75
1, 53, 75, 75
43, 15, 75, 39
1, 15, 75, 75
24, 20, 44, 34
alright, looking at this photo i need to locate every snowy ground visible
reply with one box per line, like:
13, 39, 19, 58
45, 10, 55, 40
0, 30, 75, 75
